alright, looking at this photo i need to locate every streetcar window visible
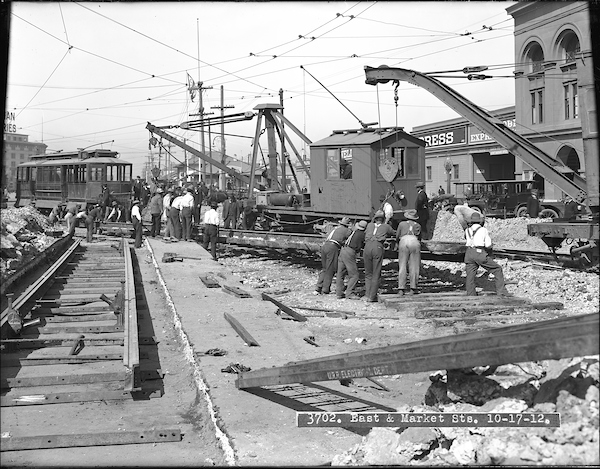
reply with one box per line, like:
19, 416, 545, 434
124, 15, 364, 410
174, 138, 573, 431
66, 165, 74, 183
77, 165, 86, 183
31, 167, 36, 181
326, 149, 340, 179
340, 148, 352, 180
125, 165, 132, 181
90, 165, 103, 182
107, 165, 115, 182
393, 148, 404, 178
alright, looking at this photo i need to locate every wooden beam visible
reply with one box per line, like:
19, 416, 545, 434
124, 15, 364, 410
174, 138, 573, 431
236, 313, 598, 388
261, 293, 307, 322
223, 312, 259, 346
0, 429, 181, 451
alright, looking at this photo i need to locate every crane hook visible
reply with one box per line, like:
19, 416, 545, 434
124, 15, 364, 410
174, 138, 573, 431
393, 80, 399, 107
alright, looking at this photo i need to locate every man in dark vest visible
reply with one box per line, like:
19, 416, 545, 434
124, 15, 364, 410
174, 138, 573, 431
415, 181, 429, 238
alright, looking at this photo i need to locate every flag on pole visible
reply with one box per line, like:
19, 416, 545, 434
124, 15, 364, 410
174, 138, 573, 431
187, 73, 196, 102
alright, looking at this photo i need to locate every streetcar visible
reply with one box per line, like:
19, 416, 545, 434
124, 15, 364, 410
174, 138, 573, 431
14, 149, 133, 213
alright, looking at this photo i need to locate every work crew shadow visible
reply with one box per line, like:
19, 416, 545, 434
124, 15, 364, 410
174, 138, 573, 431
377, 262, 465, 295
243, 382, 397, 436
130, 251, 165, 398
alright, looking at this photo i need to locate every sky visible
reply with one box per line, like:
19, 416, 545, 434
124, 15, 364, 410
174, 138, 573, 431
5, 1, 517, 177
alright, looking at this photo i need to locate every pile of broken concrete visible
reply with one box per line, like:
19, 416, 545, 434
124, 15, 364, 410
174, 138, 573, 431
332, 356, 599, 466
0, 206, 59, 282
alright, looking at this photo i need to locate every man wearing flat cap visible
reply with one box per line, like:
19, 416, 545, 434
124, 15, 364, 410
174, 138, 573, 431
314, 217, 352, 295
415, 181, 429, 237
363, 210, 394, 302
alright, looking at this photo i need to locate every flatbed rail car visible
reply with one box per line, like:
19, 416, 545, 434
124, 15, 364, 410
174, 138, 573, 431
14, 150, 133, 213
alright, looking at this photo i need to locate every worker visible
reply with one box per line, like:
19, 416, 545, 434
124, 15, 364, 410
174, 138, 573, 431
64, 207, 76, 237
464, 212, 510, 297
180, 187, 195, 241
48, 203, 65, 225
242, 198, 258, 230
222, 194, 240, 229
162, 188, 174, 240
438, 186, 446, 195
131, 200, 143, 248
564, 196, 582, 220
169, 188, 184, 240
202, 201, 220, 261
415, 181, 430, 237
148, 188, 163, 238
363, 210, 395, 303
396, 209, 422, 296
314, 217, 352, 295
454, 202, 484, 232
382, 196, 394, 225
85, 204, 103, 243
526, 189, 540, 217
106, 201, 122, 222
336, 220, 367, 300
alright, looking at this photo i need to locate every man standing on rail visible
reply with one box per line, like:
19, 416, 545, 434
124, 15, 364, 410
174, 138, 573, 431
415, 182, 430, 238
464, 212, 511, 297
85, 204, 103, 243
180, 187, 195, 241
396, 209, 422, 296
222, 194, 239, 230
336, 220, 367, 300
169, 187, 184, 241
131, 199, 143, 248
526, 189, 540, 218
314, 217, 352, 296
149, 187, 163, 238
363, 210, 394, 303
202, 200, 220, 261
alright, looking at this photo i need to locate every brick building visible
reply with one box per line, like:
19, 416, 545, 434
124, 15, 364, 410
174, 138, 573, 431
2, 133, 47, 192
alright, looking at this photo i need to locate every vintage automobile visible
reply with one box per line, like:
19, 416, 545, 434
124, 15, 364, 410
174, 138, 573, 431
452, 180, 566, 218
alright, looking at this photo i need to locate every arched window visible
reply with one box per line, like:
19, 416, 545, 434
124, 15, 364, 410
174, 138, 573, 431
557, 145, 581, 174
525, 42, 544, 73
560, 31, 580, 63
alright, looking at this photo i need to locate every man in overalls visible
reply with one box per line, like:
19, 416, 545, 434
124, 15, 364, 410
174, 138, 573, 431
464, 212, 511, 297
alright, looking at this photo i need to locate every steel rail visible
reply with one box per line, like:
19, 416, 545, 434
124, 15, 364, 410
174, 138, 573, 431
1, 238, 82, 332
122, 237, 140, 392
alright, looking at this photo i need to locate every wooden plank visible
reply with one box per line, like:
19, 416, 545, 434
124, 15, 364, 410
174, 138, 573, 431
223, 312, 259, 346
0, 428, 181, 451
430, 313, 563, 325
1, 387, 162, 407
1, 338, 124, 349
199, 274, 221, 288
236, 313, 598, 388
261, 293, 308, 322
221, 284, 252, 298
1, 371, 127, 389
1, 354, 124, 367
415, 307, 515, 319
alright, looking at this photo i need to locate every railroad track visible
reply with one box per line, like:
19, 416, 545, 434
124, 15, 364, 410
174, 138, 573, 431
220, 229, 590, 270
0, 236, 180, 452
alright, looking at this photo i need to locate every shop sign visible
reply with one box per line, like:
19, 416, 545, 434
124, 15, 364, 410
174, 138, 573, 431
469, 119, 516, 144
4, 111, 17, 133
420, 127, 466, 148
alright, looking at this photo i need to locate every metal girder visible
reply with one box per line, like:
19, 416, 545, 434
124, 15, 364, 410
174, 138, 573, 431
364, 66, 589, 205
236, 313, 598, 388
123, 240, 140, 392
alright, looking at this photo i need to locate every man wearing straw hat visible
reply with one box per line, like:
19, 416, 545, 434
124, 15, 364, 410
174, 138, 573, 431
396, 209, 422, 296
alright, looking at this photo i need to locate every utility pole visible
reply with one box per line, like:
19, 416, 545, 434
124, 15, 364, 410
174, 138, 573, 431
211, 85, 234, 190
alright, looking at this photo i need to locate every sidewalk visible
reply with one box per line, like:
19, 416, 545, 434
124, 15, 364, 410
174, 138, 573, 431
145, 236, 376, 466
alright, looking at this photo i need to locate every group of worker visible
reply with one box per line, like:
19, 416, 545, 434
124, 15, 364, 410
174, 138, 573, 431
314, 181, 512, 302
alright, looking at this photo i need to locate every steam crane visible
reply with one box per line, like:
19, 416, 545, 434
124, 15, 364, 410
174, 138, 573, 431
364, 66, 598, 265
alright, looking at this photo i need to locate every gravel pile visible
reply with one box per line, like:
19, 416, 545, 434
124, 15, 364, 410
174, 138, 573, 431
1, 206, 59, 282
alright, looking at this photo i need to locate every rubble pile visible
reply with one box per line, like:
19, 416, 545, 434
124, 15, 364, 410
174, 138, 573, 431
430, 210, 558, 252
0, 206, 58, 282
331, 357, 599, 466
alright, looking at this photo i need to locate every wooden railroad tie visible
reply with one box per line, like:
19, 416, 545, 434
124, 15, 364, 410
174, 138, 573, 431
223, 312, 259, 346
235, 312, 598, 389
261, 293, 307, 322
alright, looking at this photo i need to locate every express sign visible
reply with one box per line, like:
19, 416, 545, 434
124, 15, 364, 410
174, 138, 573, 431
469, 119, 516, 144
421, 127, 466, 148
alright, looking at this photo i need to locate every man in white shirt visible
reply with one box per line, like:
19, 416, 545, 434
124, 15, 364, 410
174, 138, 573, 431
464, 212, 510, 297
180, 187, 195, 241
131, 199, 143, 248
202, 201, 220, 261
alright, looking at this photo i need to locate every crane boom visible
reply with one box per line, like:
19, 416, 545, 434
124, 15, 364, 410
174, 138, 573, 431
145, 123, 250, 184
364, 66, 588, 204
